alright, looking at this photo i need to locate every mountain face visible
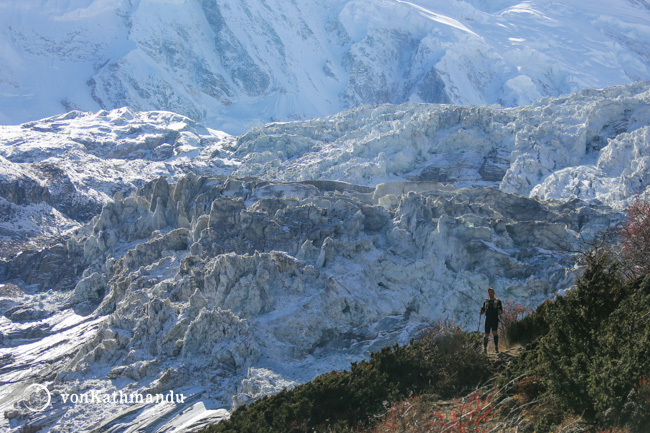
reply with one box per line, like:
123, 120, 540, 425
1, 82, 650, 432
2, 0, 650, 133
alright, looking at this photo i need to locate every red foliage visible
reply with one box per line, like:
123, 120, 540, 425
636, 375, 650, 403
428, 392, 493, 433
371, 395, 420, 433
371, 392, 494, 433
619, 197, 650, 277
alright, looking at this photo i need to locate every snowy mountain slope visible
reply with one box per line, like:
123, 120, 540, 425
2, 0, 650, 133
1, 175, 614, 432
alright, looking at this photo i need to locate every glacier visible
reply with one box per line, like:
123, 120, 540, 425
2, 0, 650, 133
232, 82, 650, 207
3, 0, 650, 431
2, 82, 648, 253
1, 82, 650, 431
0, 175, 614, 432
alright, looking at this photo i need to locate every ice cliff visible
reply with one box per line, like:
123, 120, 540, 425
2, 82, 648, 252
232, 82, 650, 207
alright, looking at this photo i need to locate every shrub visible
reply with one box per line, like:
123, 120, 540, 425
537, 253, 625, 415
618, 374, 650, 432
499, 300, 534, 347
505, 299, 551, 347
618, 197, 650, 278
636, 376, 650, 404
503, 253, 650, 431
203, 322, 491, 433
598, 429, 632, 433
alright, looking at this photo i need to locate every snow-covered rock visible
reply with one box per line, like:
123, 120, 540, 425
232, 367, 298, 410
2, 0, 650, 133
3, 82, 650, 256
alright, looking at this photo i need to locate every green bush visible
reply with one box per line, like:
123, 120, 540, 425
590, 276, 650, 429
539, 253, 626, 416
505, 252, 650, 431
202, 322, 491, 433
506, 299, 552, 347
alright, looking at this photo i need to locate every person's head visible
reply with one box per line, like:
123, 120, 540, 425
487, 288, 495, 299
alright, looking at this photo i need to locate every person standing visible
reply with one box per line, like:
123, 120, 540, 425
480, 288, 503, 353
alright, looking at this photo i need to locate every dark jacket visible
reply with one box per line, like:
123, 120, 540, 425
481, 298, 503, 320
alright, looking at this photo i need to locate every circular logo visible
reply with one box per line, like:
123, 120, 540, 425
21, 384, 51, 412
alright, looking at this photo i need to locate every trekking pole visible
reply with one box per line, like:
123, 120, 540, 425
477, 313, 481, 333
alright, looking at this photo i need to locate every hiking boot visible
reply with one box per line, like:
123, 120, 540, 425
483, 347, 487, 354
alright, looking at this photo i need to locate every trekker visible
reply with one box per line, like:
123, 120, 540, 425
480, 288, 503, 353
